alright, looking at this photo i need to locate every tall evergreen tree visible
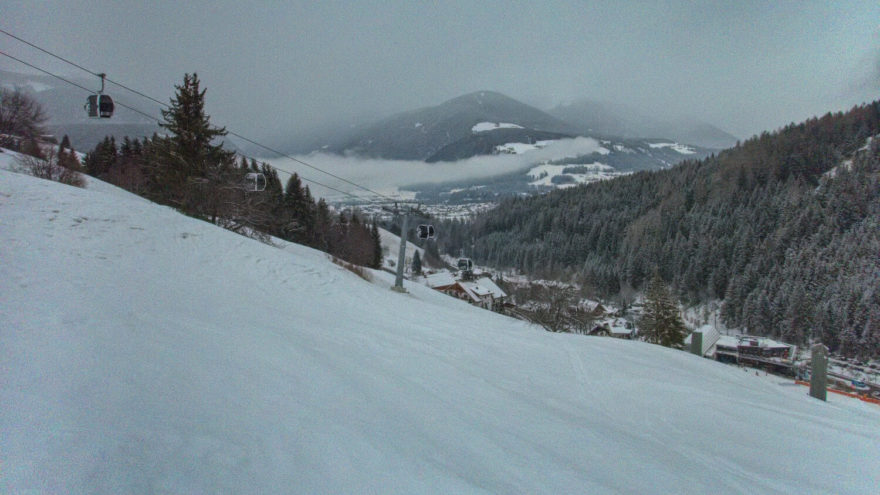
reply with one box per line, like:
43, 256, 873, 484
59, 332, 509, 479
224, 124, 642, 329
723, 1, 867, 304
84, 136, 117, 177
639, 272, 687, 348
411, 250, 422, 275
312, 198, 332, 251
371, 221, 382, 269
283, 173, 313, 243
54, 134, 81, 171
150, 73, 234, 214
158, 73, 228, 167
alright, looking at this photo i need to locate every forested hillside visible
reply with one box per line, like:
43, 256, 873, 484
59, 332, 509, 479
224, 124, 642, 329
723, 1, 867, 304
78, 74, 383, 269
438, 102, 880, 357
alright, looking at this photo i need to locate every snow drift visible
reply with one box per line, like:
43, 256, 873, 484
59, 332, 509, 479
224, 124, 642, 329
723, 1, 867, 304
1, 160, 878, 494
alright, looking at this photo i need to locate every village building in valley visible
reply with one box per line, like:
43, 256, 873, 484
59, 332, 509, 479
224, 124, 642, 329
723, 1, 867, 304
423, 271, 509, 311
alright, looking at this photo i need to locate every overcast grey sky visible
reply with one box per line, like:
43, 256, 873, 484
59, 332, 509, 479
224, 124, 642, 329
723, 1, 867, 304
3, 0, 879, 143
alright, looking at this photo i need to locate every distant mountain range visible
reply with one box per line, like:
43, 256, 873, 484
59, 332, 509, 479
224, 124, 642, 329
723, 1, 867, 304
3, 67, 737, 168
311, 90, 735, 165
323, 91, 579, 160
288, 89, 729, 201
548, 99, 739, 149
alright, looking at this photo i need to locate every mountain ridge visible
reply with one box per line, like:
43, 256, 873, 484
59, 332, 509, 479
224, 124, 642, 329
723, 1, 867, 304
325, 90, 579, 160
549, 98, 739, 149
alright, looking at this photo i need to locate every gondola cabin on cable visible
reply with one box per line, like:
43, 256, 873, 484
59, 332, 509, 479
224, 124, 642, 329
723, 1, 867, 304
457, 258, 474, 280
85, 94, 114, 118
417, 224, 435, 240
84, 73, 114, 118
244, 172, 267, 192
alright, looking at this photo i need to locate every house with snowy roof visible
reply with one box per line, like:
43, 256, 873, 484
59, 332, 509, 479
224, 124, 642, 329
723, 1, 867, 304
424, 271, 508, 311
424, 271, 457, 291
588, 318, 635, 339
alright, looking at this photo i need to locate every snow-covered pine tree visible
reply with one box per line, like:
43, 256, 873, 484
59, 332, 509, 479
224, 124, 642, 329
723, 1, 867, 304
639, 271, 687, 348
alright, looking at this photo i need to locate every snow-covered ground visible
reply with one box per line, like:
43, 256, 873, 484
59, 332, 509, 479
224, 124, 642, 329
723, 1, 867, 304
494, 140, 555, 154
494, 139, 610, 158
647, 141, 697, 154
377, 226, 424, 272
471, 122, 524, 133
2, 156, 880, 493
527, 162, 625, 187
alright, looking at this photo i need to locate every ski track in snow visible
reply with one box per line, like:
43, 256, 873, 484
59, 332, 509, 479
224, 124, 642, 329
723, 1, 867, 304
1, 157, 879, 494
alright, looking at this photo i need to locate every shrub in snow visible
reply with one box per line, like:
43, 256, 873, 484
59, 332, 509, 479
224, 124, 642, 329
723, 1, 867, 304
15, 148, 85, 188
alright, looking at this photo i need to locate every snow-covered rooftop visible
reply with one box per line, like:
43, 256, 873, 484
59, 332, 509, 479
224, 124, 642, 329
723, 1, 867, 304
424, 270, 457, 288
470, 276, 506, 299
714, 335, 793, 354
462, 282, 493, 298
684, 325, 722, 356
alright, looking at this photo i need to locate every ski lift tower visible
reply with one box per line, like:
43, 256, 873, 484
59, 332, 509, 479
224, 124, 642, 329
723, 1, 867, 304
383, 203, 432, 293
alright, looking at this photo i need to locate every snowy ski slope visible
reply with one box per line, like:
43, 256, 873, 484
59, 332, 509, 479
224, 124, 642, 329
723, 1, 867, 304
1, 160, 878, 494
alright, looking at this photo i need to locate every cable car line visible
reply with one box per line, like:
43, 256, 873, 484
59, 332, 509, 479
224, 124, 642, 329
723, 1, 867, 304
215, 126, 401, 203
0, 28, 399, 204
222, 131, 397, 202
0, 50, 372, 202
0, 27, 168, 110
1, 28, 112, 87
0, 50, 147, 120
3, 32, 444, 293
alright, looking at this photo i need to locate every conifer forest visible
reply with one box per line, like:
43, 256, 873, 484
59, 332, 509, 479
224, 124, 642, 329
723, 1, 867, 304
436, 103, 880, 358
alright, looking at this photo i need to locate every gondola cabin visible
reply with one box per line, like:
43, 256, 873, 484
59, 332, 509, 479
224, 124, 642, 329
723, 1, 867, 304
244, 172, 267, 192
85, 94, 114, 118
418, 224, 435, 240
457, 258, 474, 280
